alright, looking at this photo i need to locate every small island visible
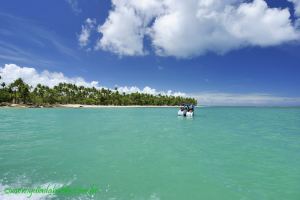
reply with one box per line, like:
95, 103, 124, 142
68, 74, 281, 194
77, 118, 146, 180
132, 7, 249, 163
0, 76, 197, 108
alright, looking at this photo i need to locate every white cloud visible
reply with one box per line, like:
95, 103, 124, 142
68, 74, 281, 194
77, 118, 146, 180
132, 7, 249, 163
95, 0, 165, 56
0, 64, 186, 97
0, 64, 99, 88
78, 18, 97, 47
95, 0, 300, 58
288, 0, 300, 16
117, 86, 186, 96
192, 92, 300, 106
95, 0, 150, 56
66, 0, 82, 14
95, 0, 166, 56
2, 64, 300, 106
288, 0, 300, 27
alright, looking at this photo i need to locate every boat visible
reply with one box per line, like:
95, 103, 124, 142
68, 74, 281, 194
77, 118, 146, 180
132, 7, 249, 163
178, 104, 194, 117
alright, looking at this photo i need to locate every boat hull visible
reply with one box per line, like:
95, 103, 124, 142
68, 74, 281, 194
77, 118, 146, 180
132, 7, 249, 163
178, 110, 194, 117
186, 112, 194, 117
178, 110, 187, 116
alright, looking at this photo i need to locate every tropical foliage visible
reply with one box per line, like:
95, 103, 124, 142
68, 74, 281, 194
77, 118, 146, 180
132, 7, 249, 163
0, 77, 197, 106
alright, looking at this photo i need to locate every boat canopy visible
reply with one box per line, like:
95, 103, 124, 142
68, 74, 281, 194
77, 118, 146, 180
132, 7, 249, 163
181, 104, 195, 111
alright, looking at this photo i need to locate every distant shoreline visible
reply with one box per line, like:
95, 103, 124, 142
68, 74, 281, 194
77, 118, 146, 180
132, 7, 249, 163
59, 104, 180, 108
2, 103, 298, 108
0, 103, 181, 108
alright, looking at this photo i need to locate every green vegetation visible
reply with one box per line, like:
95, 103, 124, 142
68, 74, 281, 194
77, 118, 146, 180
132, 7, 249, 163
0, 77, 197, 106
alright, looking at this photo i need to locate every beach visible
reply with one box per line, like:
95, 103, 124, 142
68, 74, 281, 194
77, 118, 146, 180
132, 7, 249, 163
0, 103, 181, 108
59, 104, 180, 108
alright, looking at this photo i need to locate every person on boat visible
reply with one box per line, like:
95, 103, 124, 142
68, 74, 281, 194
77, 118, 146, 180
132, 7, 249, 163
185, 105, 189, 111
187, 105, 194, 112
178, 104, 187, 116
190, 105, 194, 112
180, 105, 185, 111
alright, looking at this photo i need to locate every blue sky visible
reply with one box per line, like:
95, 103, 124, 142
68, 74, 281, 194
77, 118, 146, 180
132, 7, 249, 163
0, 0, 300, 105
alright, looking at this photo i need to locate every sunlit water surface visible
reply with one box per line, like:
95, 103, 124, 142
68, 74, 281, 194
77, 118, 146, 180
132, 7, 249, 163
0, 107, 300, 200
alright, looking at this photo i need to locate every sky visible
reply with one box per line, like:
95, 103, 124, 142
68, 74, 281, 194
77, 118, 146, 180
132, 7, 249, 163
0, 0, 300, 106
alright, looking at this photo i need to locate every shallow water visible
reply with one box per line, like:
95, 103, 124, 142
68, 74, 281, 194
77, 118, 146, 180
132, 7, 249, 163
0, 107, 300, 200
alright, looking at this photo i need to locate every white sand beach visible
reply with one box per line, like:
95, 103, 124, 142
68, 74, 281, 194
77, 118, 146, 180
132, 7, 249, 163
0, 103, 181, 108
59, 104, 180, 108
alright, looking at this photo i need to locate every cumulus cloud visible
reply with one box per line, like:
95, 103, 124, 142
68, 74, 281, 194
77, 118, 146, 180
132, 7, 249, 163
78, 18, 97, 47
95, 0, 164, 55
288, 0, 300, 16
192, 92, 300, 106
95, 0, 165, 56
0, 64, 99, 88
94, 0, 300, 58
0, 64, 186, 97
288, 0, 300, 27
117, 86, 186, 96
2, 64, 300, 105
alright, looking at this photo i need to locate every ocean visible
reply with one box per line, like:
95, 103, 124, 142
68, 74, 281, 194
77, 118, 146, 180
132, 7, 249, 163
0, 107, 299, 200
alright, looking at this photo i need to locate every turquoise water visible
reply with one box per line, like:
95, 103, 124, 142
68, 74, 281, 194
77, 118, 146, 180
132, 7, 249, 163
0, 107, 300, 200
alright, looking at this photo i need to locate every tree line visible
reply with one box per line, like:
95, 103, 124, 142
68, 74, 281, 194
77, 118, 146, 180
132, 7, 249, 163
0, 76, 197, 106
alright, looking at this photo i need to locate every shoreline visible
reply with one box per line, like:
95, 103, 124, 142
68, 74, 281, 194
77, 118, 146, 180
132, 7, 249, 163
0, 103, 181, 108
59, 104, 180, 108
1, 103, 299, 108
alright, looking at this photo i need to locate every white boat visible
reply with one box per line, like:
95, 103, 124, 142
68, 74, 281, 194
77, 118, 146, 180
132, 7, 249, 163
178, 104, 195, 117
178, 110, 187, 116
186, 111, 194, 117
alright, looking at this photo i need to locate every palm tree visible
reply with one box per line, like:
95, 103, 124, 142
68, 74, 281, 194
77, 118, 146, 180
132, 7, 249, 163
2, 77, 198, 106
0, 76, 5, 88
9, 78, 30, 104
